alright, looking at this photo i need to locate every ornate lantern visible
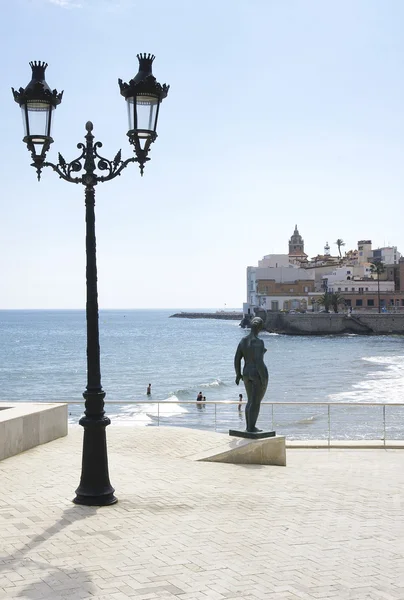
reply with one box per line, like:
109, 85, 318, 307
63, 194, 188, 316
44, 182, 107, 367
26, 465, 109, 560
119, 54, 169, 174
12, 61, 63, 179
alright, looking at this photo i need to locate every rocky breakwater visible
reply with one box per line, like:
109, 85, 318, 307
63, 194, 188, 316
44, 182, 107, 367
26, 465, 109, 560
264, 312, 404, 335
170, 311, 243, 320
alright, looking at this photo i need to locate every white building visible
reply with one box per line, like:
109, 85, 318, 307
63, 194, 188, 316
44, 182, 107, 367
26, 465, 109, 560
357, 240, 401, 265
323, 263, 394, 294
357, 240, 372, 264
322, 264, 372, 287
327, 279, 394, 294
243, 231, 402, 316
243, 255, 315, 314
371, 246, 401, 264
258, 254, 291, 268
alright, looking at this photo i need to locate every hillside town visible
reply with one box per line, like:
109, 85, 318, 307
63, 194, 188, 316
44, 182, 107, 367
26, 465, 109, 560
243, 225, 404, 316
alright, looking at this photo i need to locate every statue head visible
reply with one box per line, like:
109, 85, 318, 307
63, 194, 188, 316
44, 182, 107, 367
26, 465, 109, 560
251, 316, 264, 334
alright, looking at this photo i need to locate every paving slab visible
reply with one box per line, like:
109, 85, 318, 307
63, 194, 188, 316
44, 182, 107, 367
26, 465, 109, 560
0, 425, 403, 600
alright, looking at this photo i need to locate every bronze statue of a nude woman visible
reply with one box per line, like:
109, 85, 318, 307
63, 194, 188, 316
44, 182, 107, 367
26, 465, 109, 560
234, 317, 268, 433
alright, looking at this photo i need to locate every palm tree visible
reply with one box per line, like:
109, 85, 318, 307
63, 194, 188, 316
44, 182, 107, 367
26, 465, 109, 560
370, 260, 385, 313
317, 292, 332, 313
335, 239, 345, 258
331, 292, 344, 313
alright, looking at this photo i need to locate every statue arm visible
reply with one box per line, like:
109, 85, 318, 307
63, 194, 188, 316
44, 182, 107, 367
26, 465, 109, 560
234, 344, 243, 385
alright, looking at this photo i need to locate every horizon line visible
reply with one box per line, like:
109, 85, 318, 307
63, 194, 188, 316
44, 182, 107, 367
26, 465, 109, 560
0, 307, 243, 311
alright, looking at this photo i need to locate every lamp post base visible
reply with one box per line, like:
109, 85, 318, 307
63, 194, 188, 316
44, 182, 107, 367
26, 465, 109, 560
73, 406, 117, 506
73, 492, 118, 506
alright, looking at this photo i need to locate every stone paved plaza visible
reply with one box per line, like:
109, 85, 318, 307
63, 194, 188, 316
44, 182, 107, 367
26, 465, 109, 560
1, 425, 404, 600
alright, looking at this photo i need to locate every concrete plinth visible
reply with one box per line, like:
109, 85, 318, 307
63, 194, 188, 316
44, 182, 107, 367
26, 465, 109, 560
193, 433, 286, 466
0, 402, 68, 461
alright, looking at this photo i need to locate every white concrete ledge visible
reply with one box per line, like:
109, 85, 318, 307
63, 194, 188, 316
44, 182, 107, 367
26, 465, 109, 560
0, 402, 68, 461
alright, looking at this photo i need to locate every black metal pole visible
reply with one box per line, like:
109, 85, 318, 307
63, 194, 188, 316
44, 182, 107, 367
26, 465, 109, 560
73, 180, 117, 506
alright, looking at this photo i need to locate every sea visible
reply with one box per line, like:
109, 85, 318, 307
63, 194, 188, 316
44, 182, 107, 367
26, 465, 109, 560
0, 309, 403, 441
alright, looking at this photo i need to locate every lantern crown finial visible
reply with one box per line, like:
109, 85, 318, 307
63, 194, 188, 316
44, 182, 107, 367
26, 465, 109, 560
27, 61, 51, 94
136, 53, 155, 72
29, 61, 48, 80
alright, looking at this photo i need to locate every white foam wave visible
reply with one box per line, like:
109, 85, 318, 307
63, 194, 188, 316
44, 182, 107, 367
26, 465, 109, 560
200, 378, 224, 388
159, 395, 188, 415
363, 355, 404, 366
328, 354, 404, 404
105, 394, 189, 425
109, 412, 153, 426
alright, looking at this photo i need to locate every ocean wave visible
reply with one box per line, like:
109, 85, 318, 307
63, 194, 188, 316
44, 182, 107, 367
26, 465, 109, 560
328, 354, 404, 404
107, 395, 189, 425
200, 378, 225, 389
159, 395, 188, 415
296, 415, 321, 425
109, 412, 153, 426
362, 355, 404, 366
275, 413, 323, 428
169, 378, 226, 399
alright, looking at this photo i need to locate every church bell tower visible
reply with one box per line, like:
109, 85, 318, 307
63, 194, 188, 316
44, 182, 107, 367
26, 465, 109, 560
288, 225, 305, 255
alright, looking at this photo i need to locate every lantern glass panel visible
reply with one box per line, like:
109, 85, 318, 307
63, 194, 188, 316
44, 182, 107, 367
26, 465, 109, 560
25, 100, 53, 141
126, 95, 159, 133
126, 98, 135, 132
136, 94, 159, 133
21, 106, 29, 138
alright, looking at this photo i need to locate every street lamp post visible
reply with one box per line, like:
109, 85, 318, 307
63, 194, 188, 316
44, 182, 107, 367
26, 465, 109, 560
12, 55, 169, 506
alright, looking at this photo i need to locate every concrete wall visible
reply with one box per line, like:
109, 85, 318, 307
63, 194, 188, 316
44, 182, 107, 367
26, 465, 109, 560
264, 312, 404, 335
0, 403, 68, 461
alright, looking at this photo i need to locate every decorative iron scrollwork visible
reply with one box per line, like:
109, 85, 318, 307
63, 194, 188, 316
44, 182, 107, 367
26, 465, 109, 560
42, 122, 136, 185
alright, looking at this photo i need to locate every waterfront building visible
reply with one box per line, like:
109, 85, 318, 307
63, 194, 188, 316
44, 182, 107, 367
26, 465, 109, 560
245, 262, 314, 313
371, 245, 401, 264
258, 254, 291, 268
255, 276, 315, 312
328, 277, 394, 297
344, 248, 359, 264
243, 229, 404, 316
338, 258, 404, 310
322, 264, 373, 289
357, 240, 373, 264
357, 240, 401, 265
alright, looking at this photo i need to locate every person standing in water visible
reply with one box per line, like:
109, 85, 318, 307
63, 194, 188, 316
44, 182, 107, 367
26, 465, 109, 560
147, 383, 151, 395
238, 393, 243, 411
234, 317, 268, 433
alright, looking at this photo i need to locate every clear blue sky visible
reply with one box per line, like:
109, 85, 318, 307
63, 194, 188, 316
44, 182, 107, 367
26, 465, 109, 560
1, 0, 403, 308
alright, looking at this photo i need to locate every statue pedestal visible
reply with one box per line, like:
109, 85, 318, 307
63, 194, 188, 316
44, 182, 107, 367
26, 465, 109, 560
195, 433, 286, 467
229, 429, 276, 439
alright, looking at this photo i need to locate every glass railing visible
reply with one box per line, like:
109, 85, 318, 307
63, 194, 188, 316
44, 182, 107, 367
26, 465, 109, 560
61, 401, 404, 446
